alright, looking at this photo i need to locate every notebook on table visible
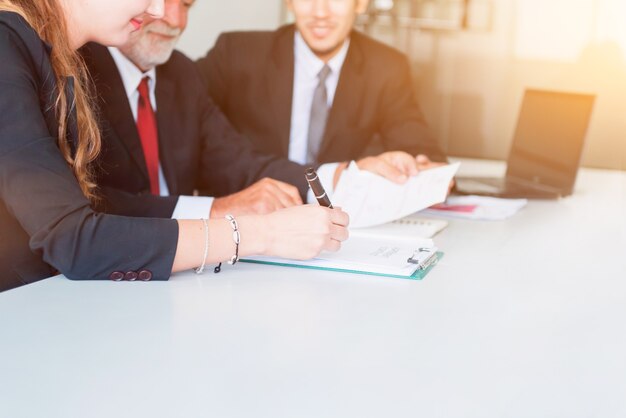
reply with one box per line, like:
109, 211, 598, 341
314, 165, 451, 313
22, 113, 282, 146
353, 216, 448, 239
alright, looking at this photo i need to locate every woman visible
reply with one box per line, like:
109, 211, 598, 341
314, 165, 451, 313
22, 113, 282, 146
0, 0, 349, 291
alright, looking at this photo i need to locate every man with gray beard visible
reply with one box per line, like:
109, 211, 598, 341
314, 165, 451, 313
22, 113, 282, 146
81, 0, 431, 221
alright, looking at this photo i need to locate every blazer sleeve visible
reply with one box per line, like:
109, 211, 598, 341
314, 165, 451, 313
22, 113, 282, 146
378, 53, 448, 162
95, 186, 179, 218
195, 33, 230, 112
194, 90, 310, 200
197, 42, 311, 199
0, 28, 178, 281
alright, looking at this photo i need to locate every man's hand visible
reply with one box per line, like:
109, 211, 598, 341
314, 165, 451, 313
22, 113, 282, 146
415, 154, 446, 171
375, 151, 447, 176
334, 151, 441, 185
333, 151, 453, 192
210, 178, 303, 218
332, 151, 413, 186
355, 151, 414, 184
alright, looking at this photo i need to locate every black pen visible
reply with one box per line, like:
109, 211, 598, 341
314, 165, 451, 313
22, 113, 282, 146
305, 167, 333, 208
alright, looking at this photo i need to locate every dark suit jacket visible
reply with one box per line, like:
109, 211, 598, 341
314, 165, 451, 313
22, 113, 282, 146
80, 43, 310, 218
196, 25, 447, 164
0, 12, 178, 292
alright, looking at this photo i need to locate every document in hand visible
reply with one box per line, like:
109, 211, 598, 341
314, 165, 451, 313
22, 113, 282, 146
333, 162, 460, 228
243, 233, 441, 280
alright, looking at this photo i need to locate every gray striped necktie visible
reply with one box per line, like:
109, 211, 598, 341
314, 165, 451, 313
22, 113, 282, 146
306, 65, 332, 165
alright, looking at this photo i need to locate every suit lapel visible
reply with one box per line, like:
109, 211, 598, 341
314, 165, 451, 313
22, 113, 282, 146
154, 71, 178, 195
266, 26, 296, 155
318, 31, 367, 159
87, 44, 149, 182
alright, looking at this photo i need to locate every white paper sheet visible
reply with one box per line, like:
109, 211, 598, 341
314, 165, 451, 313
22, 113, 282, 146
332, 162, 460, 228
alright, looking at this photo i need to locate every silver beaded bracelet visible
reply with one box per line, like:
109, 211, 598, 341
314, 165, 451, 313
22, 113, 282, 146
225, 214, 240, 265
194, 218, 209, 275
214, 214, 240, 274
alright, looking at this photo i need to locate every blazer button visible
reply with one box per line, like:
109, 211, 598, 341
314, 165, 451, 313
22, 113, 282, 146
138, 270, 152, 281
109, 271, 124, 282
124, 271, 138, 281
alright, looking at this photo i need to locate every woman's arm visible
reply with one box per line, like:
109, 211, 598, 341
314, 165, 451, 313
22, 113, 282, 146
173, 205, 349, 272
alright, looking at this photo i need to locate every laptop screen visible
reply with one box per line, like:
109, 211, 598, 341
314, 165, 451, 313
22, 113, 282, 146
505, 89, 595, 193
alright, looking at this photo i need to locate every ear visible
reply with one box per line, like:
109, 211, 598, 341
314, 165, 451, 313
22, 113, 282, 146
356, 0, 370, 14
285, 0, 294, 13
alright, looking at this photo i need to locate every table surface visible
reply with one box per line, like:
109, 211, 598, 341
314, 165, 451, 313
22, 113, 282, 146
1, 159, 625, 418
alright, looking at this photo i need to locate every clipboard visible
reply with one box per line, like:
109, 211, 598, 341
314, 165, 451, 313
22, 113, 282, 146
241, 252, 444, 281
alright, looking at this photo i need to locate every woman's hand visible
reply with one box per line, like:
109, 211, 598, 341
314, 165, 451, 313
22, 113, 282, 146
260, 205, 350, 260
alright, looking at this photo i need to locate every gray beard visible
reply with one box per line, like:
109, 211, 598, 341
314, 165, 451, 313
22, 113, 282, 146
119, 36, 179, 71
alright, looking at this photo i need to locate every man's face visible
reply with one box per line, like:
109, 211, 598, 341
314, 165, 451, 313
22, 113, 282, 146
287, 0, 369, 62
119, 0, 194, 71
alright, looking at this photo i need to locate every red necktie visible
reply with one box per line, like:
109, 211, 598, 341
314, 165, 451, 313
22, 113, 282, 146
136, 77, 160, 195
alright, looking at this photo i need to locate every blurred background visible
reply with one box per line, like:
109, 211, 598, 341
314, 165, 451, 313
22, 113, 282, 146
178, 0, 626, 171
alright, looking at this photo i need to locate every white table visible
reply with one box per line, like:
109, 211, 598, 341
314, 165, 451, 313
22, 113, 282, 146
1, 160, 625, 418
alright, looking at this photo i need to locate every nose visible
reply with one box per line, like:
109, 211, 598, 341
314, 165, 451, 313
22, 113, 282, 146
311, 0, 331, 19
146, 0, 165, 19
162, 0, 186, 29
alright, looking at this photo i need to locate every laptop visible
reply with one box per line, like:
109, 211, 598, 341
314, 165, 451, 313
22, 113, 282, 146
455, 89, 596, 199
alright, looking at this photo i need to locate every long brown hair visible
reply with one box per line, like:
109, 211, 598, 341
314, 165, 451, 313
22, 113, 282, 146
0, 0, 101, 200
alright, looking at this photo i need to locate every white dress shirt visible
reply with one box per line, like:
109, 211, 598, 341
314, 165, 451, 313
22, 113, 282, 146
108, 47, 213, 219
290, 32, 351, 200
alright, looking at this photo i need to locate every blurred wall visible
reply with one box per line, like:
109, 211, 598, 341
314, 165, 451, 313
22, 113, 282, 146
177, 1, 283, 59
366, 0, 626, 170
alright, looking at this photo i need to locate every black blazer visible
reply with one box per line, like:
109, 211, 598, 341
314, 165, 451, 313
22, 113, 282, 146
81, 43, 310, 218
196, 25, 447, 164
0, 12, 178, 291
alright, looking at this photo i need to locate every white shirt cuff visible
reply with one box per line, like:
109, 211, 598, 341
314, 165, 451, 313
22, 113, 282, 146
306, 163, 340, 204
171, 196, 214, 219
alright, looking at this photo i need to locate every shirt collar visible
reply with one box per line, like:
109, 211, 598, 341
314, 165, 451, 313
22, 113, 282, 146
108, 47, 157, 99
294, 31, 350, 79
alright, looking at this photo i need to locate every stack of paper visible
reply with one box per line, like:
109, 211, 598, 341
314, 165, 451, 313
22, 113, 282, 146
352, 216, 448, 240
421, 195, 527, 221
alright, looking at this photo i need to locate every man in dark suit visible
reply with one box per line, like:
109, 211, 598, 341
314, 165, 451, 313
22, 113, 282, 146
196, 0, 447, 170
85, 0, 421, 220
